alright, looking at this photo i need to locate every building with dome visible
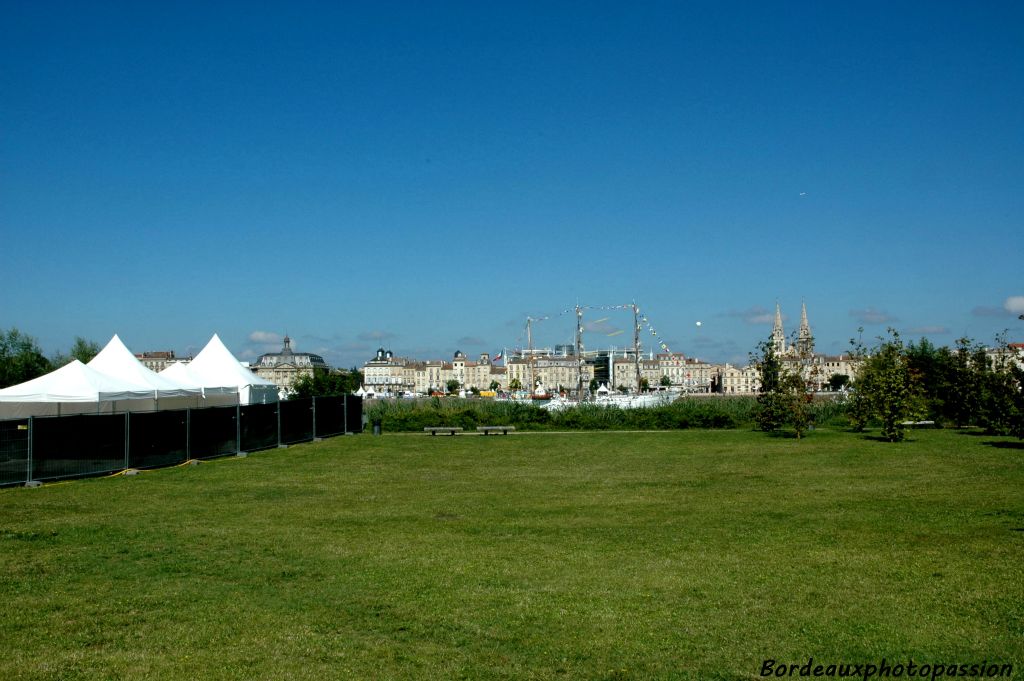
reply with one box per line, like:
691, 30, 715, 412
251, 335, 329, 394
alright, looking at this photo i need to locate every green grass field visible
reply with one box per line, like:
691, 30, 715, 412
1, 429, 1022, 680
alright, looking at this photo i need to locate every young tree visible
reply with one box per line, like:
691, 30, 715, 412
489, 380, 500, 392
446, 379, 461, 395
509, 377, 522, 391
854, 330, 925, 442
752, 338, 787, 432
659, 375, 672, 387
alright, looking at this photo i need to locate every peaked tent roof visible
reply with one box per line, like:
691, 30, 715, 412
183, 334, 279, 404
88, 335, 202, 398
160, 361, 238, 397
0, 359, 155, 403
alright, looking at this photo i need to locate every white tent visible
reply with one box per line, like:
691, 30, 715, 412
0, 359, 157, 418
88, 335, 212, 410
160, 361, 238, 403
169, 334, 278, 405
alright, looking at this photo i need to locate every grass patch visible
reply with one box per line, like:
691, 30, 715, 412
1, 429, 1022, 679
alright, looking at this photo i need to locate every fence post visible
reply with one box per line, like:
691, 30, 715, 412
124, 412, 130, 472
26, 416, 33, 485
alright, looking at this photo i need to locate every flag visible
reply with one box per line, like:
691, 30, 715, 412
492, 352, 503, 363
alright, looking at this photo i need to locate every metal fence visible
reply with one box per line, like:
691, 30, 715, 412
0, 395, 363, 487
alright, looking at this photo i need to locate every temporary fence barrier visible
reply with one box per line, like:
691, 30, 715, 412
0, 395, 363, 487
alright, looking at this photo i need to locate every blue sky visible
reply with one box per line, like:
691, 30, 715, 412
2, 1, 1022, 368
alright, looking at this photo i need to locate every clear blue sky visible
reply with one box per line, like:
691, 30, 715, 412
2, 1, 1022, 367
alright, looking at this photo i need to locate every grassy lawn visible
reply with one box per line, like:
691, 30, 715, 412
1, 429, 1022, 680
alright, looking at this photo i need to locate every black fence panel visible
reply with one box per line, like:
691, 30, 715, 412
33, 414, 126, 481
0, 419, 29, 486
313, 396, 346, 438
240, 403, 278, 452
128, 410, 188, 470
190, 405, 238, 459
280, 398, 314, 445
345, 395, 363, 433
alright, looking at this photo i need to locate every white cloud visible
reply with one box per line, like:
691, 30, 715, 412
357, 330, 396, 342
248, 330, 282, 344
1004, 296, 1024, 315
850, 308, 899, 325
906, 326, 949, 335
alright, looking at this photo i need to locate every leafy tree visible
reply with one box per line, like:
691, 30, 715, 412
0, 328, 52, 388
659, 375, 672, 387
972, 337, 1020, 436
51, 336, 102, 367
489, 380, 500, 392
752, 339, 786, 432
853, 330, 925, 442
509, 377, 522, 391
446, 379, 461, 395
827, 373, 850, 392
288, 368, 363, 399
752, 337, 814, 438
639, 377, 650, 392
589, 378, 599, 392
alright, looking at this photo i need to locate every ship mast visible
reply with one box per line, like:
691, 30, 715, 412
575, 304, 585, 398
633, 302, 642, 394
526, 316, 535, 394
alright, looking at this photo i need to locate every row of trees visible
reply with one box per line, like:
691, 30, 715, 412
753, 330, 1024, 442
0, 328, 100, 389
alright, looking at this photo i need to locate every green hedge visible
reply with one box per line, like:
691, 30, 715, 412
364, 396, 857, 432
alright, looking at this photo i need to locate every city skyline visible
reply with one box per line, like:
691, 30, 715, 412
3, 3, 1022, 368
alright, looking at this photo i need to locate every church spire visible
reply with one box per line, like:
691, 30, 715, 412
797, 302, 814, 355
771, 302, 786, 355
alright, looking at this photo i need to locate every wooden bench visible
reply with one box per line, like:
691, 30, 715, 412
424, 427, 463, 436
900, 420, 937, 428
476, 426, 516, 436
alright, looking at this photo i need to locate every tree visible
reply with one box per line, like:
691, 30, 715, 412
752, 337, 812, 438
446, 379, 461, 395
639, 377, 650, 392
752, 338, 786, 432
0, 328, 52, 388
51, 336, 102, 367
589, 378, 599, 392
827, 373, 850, 392
509, 377, 522, 391
288, 368, 363, 399
852, 330, 925, 442
489, 380, 500, 392
659, 375, 672, 387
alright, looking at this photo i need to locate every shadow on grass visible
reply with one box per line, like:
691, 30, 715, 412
983, 441, 1024, 450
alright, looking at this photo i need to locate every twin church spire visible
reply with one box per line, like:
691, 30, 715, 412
771, 302, 814, 356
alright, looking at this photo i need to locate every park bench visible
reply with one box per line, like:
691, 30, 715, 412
900, 420, 937, 428
476, 426, 516, 436
424, 427, 463, 436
